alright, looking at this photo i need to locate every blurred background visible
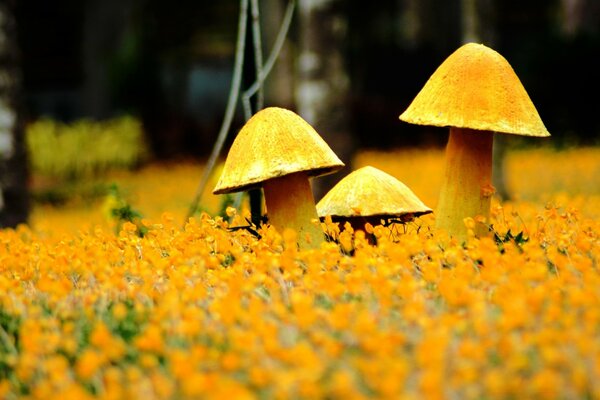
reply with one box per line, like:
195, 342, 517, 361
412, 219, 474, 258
0, 0, 599, 228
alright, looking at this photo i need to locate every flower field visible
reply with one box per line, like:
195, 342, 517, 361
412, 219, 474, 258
1, 146, 599, 399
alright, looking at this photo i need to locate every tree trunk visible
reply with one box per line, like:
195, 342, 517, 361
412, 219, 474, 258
0, 0, 29, 228
260, 0, 295, 110
296, 0, 356, 201
460, 0, 510, 200
82, 0, 136, 119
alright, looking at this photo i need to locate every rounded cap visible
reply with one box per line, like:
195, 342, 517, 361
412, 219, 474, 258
213, 107, 345, 194
316, 166, 432, 219
399, 42, 550, 137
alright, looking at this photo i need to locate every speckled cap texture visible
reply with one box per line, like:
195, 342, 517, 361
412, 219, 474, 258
214, 107, 345, 195
400, 42, 550, 137
317, 166, 432, 219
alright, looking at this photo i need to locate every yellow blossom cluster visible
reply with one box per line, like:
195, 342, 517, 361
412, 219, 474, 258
0, 147, 598, 399
355, 146, 600, 210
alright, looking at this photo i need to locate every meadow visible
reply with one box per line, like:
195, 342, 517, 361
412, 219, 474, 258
1, 144, 599, 399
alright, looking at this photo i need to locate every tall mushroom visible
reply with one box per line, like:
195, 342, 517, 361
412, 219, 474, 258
317, 166, 432, 231
399, 42, 550, 241
213, 107, 344, 249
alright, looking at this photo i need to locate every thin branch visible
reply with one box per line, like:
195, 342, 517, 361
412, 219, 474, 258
243, 0, 296, 103
242, 0, 265, 120
238, 0, 296, 210
243, 0, 267, 225
250, 0, 264, 111
188, 0, 297, 223
184, 0, 248, 225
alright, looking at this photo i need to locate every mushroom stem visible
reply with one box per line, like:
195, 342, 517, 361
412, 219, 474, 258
435, 127, 494, 241
263, 171, 324, 249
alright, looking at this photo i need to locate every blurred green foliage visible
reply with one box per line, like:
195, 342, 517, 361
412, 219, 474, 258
103, 183, 147, 236
26, 116, 150, 180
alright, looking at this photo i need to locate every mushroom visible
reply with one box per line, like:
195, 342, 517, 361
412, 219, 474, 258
399, 42, 550, 241
213, 107, 344, 249
316, 165, 432, 232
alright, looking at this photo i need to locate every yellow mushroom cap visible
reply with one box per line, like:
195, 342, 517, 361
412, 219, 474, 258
399, 42, 550, 137
213, 107, 345, 194
316, 166, 432, 219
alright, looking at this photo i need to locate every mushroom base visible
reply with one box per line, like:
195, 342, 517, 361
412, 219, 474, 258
436, 128, 494, 241
263, 172, 324, 249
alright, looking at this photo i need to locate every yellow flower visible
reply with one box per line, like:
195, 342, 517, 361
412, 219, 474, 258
112, 302, 128, 321
76, 349, 105, 380
134, 325, 164, 354
2, 145, 598, 399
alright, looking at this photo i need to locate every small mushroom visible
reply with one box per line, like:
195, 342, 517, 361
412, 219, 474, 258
213, 107, 344, 249
399, 42, 550, 241
316, 165, 432, 232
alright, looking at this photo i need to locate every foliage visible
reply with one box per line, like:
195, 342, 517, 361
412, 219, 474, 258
26, 116, 149, 180
102, 183, 147, 237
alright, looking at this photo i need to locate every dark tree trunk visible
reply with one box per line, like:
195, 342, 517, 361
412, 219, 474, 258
260, 0, 295, 110
0, 0, 29, 228
82, 0, 136, 119
461, 0, 510, 201
296, 0, 357, 201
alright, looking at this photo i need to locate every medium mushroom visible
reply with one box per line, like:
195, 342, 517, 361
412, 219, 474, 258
316, 165, 432, 232
399, 42, 550, 241
213, 107, 344, 249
